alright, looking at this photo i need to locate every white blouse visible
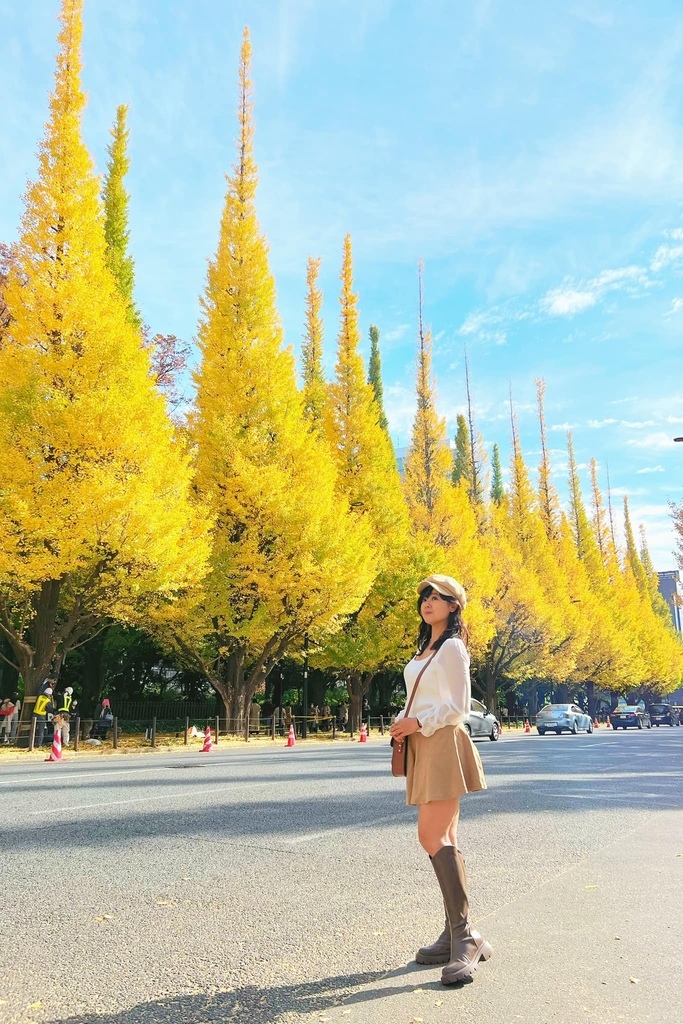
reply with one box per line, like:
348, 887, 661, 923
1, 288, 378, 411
396, 637, 471, 738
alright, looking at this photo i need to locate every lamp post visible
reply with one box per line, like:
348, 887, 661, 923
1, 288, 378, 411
302, 634, 309, 739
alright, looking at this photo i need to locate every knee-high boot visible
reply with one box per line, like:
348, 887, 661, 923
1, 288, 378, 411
415, 850, 487, 966
430, 845, 493, 984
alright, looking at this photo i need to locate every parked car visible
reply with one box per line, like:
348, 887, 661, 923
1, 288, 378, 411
465, 699, 500, 741
536, 703, 593, 735
648, 703, 680, 727
610, 704, 652, 730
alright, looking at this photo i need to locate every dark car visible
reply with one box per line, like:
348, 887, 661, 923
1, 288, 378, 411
649, 703, 680, 727
610, 704, 652, 730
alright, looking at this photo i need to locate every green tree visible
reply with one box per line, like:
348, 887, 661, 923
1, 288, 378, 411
452, 414, 471, 486
490, 443, 504, 504
368, 324, 390, 436
102, 104, 142, 329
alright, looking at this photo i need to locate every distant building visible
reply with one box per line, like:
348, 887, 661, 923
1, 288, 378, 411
657, 570, 683, 633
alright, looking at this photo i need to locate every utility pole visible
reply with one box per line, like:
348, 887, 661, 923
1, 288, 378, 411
302, 634, 309, 739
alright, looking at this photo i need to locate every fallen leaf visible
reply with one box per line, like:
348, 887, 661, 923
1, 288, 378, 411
93, 915, 113, 922
155, 899, 178, 907
412, 987, 424, 992
28, 1003, 42, 1010
614, 936, 621, 940
585, 885, 598, 889
630, 978, 640, 985
373, 931, 386, 937
435, 999, 444, 1006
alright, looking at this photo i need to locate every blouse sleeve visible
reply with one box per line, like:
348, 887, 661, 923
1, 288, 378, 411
417, 638, 471, 738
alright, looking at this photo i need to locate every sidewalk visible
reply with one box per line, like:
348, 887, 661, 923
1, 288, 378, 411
299, 808, 682, 1024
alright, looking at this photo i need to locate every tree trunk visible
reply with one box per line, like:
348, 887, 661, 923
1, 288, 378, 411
483, 664, 498, 713
348, 671, 375, 733
586, 680, 595, 719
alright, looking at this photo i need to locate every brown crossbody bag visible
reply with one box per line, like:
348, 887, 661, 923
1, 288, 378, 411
390, 650, 437, 777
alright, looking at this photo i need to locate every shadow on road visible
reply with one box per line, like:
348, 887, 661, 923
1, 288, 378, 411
44, 968, 420, 1024
3, 733, 681, 855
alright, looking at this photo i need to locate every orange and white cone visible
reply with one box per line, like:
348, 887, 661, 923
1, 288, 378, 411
593, 717, 600, 729
605, 715, 611, 729
201, 725, 213, 752
285, 724, 296, 748
45, 725, 65, 762
359, 723, 367, 743
524, 719, 531, 734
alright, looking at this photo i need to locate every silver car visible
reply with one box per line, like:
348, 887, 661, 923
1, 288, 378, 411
536, 703, 593, 735
465, 699, 500, 741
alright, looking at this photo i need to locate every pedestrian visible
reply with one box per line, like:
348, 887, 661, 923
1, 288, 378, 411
9, 692, 22, 742
338, 702, 348, 731
0, 696, 15, 743
32, 686, 54, 747
4, 693, 21, 744
389, 575, 492, 985
56, 687, 74, 746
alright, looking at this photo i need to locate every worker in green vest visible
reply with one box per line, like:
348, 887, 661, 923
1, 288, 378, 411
33, 686, 54, 747
56, 687, 74, 746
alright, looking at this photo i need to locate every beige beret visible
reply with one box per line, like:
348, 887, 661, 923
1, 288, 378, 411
417, 574, 467, 609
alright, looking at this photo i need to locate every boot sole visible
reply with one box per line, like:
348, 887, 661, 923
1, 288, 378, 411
441, 942, 494, 985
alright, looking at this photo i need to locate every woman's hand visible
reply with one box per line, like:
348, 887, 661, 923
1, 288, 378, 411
389, 717, 420, 740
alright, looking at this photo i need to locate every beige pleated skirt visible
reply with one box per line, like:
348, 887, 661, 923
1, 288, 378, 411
405, 724, 487, 806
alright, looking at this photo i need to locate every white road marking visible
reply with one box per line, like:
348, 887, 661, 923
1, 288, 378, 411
283, 810, 412, 844
30, 780, 272, 815
0, 759, 270, 786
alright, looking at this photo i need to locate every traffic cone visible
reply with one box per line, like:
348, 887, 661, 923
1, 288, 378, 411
359, 723, 367, 743
524, 719, 531, 734
201, 725, 213, 752
285, 724, 296, 748
593, 717, 600, 729
606, 715, 611, 729
45, 725, 65, 762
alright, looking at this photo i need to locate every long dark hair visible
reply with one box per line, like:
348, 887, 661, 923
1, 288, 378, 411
416, 585, 469, 654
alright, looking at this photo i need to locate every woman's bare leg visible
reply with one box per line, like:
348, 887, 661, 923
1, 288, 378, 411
417, 797, 460, 857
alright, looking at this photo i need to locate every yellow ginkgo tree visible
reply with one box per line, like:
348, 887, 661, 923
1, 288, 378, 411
0, 0, 208, 698
152, 31, 375, 725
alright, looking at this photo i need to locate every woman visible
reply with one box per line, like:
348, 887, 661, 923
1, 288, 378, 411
389, 574, 492, 985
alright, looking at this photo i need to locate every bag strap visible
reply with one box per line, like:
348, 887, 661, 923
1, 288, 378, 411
404, 649, 438, 719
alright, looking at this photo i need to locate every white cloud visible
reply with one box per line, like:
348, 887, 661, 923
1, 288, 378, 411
383, 323, 411, 343
587, 418, 618, 428
636, 465, 665, 474
620, 419, 656, 429
626, 432, 676, 450
540, 264, 650, 318
550, 422, 578, 431
650, 244, 683, 272
540, 287, 597, 317
665, 297, 683, 317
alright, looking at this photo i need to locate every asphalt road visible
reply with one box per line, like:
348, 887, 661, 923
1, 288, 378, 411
1, 727, 681, 1024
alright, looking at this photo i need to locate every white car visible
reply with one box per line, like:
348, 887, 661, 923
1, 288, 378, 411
465, 699, 500, 741
536, 703, 593, 736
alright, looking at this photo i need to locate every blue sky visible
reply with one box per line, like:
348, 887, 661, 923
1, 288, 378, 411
2, 0, 683, 569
